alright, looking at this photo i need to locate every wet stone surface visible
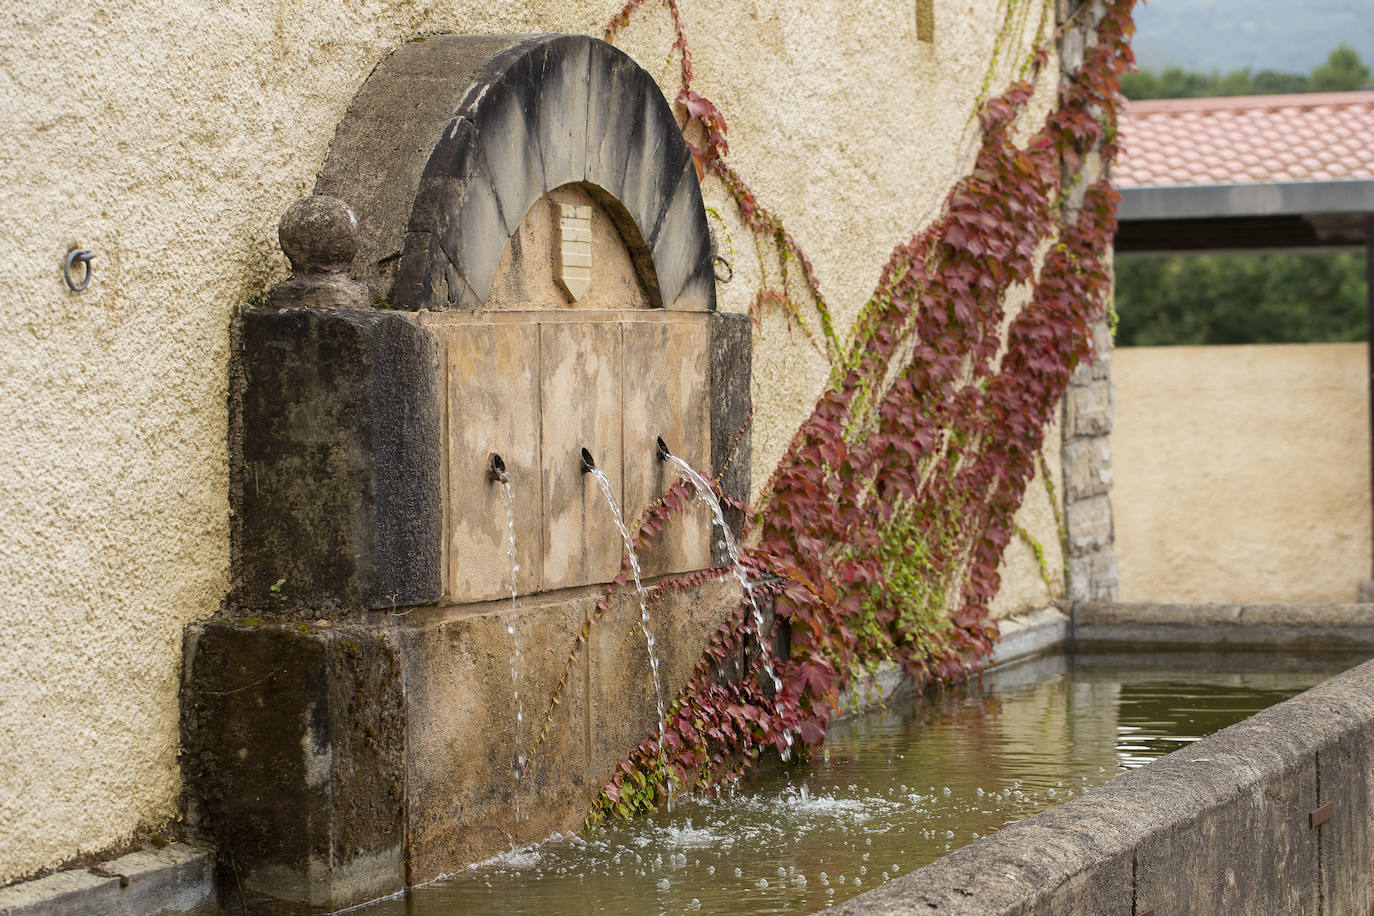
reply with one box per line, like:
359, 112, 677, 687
327, 646, 1366, 915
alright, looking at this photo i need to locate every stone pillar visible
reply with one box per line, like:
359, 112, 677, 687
1062, 316, 1118, 601
1056, 0, 1119, 603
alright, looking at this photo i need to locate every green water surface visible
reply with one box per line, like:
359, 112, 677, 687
351, 648, 1371, 914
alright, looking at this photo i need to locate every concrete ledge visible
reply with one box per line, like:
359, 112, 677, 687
836, 656, 1374, 914
1071, 601, 1374, 647
0, 844, 212, 916
991, 606, 1069, 666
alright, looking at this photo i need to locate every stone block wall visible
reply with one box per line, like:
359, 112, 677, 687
1053, 0, 1119, 605
1062, 315, 1119, 602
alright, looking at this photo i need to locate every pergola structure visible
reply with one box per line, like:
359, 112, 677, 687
1114, 89, 1374, 580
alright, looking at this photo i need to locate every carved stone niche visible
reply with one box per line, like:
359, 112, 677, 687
182, 34, 753, 911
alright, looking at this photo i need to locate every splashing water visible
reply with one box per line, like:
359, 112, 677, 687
662, 454, 791, 759
501, 479, 527, 819
586, 466, 668, 772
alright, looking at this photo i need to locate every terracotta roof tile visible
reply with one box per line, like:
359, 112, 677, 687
1116, 91, 1374, 187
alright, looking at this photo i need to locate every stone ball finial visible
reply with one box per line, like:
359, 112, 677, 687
278, 195, 359, 274
266, 196, 370, 310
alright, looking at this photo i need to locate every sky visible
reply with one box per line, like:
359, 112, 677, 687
1131, 0, 1374, 74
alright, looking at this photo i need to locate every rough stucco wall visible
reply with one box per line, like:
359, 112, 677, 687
1114, 343, 1372, 604
0, 0, 1063, 882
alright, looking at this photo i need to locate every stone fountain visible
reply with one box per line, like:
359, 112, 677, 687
180, 34, 754, 911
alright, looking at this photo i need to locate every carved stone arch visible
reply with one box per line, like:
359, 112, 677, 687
315, 33, 715, 313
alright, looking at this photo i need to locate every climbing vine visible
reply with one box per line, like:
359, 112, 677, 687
552, 0, 1137, 825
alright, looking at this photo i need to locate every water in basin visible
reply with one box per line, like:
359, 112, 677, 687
351, 646, 1366, 915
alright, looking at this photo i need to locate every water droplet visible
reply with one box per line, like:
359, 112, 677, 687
734, 867, 742, 877
756, 878, 769, 889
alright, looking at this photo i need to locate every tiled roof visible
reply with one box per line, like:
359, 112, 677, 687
1115, 90, 1374, 188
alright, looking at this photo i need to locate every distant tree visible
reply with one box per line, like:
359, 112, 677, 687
1121, 45, 1372, 99
1248, 69, 1310, 95
1115, 253, 1367, 347
1310, 45, 1373, 91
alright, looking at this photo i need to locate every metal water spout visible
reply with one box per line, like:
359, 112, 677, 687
488, 452, 509, 484
580, 448, 597, 473
655, 436, 672, 462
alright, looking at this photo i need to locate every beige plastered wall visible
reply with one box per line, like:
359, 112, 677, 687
1114, 343, 1372, 604
0, 0, 1065, 882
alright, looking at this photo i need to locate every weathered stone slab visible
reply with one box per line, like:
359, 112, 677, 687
315, 33, 528, 301
1074, 601, 1244, 627
709, 312, 752, 561
588, 577, 741, 792
1064, 377, 1113, 437
181, 621, 406, 911
1072, 602, 1374, 647
534, 38, 592, 192
232, 308, 442, 617
651, 157, 715, 310
623, 317, 712, 577
1132, 737, 1317, 914
540, 320, 623, 588
1065, 493, 1112, 556
1066, 548, 1118, 601
1315, 681, 1374, 913
1063, 434, 1112, 501
397, 597, 594, 885
584, 50, 645, 232
990, 606, 1069, 664
1069, 316, 1113, 386
433, 319, 542, 602
469, 56, 547, 242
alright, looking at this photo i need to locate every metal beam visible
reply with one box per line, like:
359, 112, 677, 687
1120, 179, 1374, 222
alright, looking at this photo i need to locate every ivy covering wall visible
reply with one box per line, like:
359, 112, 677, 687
532, 0, 1139, 823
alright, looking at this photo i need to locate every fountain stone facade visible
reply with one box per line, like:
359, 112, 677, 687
181, 34, 752, 911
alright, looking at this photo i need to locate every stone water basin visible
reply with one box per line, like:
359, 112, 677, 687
357, 647, 1368, 915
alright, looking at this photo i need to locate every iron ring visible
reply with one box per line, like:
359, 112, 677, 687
713, 255, 733, 284
64, 248, 95, 292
